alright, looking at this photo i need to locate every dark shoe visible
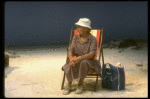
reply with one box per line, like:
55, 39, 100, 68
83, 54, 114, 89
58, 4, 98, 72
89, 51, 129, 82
63, 87, 71, 95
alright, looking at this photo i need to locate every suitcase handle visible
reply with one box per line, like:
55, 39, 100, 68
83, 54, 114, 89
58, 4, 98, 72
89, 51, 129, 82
110, 67, 120, 90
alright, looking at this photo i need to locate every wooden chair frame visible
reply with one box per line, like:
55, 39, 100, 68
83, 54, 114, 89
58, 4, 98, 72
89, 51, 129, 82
61, 27, 104, 91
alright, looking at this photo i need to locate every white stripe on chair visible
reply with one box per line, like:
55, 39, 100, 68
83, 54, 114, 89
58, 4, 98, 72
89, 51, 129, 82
92, 30, 97, 37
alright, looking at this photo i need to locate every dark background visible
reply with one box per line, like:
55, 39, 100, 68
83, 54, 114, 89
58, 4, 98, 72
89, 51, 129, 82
4, 1, 148, 47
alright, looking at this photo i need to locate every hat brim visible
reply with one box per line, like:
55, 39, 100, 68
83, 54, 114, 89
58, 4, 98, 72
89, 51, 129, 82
75, 23, 92, 29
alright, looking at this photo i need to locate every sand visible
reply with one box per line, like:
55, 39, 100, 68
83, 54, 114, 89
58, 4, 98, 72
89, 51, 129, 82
4, 44, 148, 98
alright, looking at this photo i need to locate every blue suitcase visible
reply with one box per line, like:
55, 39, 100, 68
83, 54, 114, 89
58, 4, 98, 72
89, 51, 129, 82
102, 63, 125, 90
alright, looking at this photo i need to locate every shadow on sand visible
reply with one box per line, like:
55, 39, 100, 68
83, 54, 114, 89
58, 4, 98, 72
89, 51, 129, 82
5, 66, 19, 78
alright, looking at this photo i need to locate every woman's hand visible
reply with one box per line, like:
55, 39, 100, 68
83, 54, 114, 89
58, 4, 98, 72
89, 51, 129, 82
72, 56, 82, 66
69, 56, 82, 66
70, 57, 75, 66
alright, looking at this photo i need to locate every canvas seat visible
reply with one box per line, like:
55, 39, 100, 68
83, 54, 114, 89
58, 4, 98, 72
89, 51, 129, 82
61, 28, 104, 91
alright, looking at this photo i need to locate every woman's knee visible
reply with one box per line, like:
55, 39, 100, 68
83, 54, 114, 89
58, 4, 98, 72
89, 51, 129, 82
80, 60, 88, 65
80, 60, 89, 68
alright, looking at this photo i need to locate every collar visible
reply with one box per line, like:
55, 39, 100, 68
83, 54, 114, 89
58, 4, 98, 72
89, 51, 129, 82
77, 33, 92, 43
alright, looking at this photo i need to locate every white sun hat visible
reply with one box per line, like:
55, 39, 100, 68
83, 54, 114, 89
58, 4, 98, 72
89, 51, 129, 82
75, 18, 92, 29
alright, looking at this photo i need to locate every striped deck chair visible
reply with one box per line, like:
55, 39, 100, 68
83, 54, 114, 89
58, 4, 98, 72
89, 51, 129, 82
61, 28, 104, 91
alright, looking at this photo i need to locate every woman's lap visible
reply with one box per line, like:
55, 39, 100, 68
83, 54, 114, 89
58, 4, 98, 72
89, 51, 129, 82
63, 59, 100, 82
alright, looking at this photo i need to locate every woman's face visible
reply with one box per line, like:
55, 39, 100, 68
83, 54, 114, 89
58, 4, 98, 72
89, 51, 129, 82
76, 25, 87, 36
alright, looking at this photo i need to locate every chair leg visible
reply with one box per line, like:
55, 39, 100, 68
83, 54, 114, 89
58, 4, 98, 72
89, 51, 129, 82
61, 72, 65, 90
101, 48, 104, 66
94, 75, 98, 92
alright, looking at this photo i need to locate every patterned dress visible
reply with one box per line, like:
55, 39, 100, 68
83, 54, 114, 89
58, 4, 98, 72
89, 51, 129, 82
63, 34, 101, 82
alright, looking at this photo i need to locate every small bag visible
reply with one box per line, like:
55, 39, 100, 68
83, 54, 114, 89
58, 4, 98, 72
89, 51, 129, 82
102, 63, 125, 90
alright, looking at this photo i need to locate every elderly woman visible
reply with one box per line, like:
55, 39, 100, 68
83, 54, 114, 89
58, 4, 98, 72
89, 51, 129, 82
62, 18, 101, 95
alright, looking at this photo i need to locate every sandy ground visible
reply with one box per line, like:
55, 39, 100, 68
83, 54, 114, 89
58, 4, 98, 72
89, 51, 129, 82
4, 44, 148, 98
